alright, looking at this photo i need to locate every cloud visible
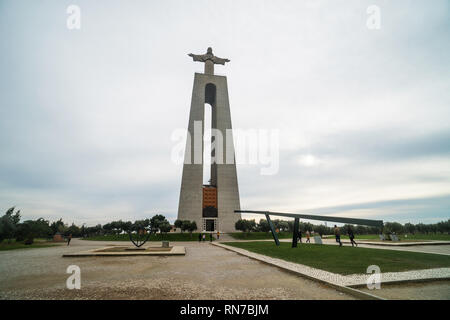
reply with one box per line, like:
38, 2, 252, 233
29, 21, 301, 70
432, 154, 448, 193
0, 0, 449, 225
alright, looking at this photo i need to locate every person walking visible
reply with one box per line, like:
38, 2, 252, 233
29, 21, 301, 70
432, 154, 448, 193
306, 230, 311, 243
67, 234, 72, 246
334, 225, 342, 247
348, 227, 357, 247
202, 233, 206, 242
298, 229, 302, 243
217, 231, 220, 240
198, 233, 202, 242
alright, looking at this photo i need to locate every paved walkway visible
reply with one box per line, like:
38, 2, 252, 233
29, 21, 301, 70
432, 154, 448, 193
358, 280, 450, 300
319, 239, 450, 256
0, 239, 353, 300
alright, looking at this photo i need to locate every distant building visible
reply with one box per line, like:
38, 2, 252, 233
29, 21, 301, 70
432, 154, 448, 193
53, 232, 64, 242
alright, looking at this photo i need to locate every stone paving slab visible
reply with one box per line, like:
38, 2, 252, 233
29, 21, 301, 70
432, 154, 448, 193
345, 240, 450, 247
213, 242, 450, 293
346, 268, 450, 287
62, 245, 186, 257
318, 239, 450, 256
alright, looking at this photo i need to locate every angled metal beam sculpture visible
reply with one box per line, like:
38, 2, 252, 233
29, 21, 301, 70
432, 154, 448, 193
235, 210, 384, 247
265, 214, 280, 246
292, 217, 299, 248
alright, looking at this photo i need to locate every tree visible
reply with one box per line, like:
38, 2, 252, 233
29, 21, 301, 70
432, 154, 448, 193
121, 221, 133, 233
109, 221, 121, 235
106, 220, 131, 235
384, 222, 403, 234
271, 219, 281, 231
85, 224, 102, 237
187, 221, 197, 237
235, 219, 245, 233
353, 225, 365, 235
132, 219, 151, 232
159, 220, 172, 239
15, 218, 52, 244
437, 220, 450, 234
66, 223, 81, 237
150, 214, 167, 233
429, 223, 438, 234
275, 220, 289, 232
80, 224, 87, 238
287, 220, 294, 232
257, 219, 270, 232
174, 219, 183, 231
181, 220, 191, 233
148, 214, 171, 238
303, 222, 314, 232
0, 207, 21, 243
50, 219, 65, 235
102, 222, 114, 235
248, 219, 257, 232
235, 219, 256, 234
314, 225, 328, 237
404, 223, 416, 234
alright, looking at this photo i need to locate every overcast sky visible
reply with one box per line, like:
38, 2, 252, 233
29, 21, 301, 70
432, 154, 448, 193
1, 0, 449, 226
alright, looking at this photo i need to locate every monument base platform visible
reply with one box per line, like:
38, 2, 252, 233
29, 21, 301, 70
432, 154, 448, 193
62, 245, 185, 257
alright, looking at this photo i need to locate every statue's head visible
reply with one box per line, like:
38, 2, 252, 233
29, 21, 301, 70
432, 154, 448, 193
207, 47, 213, 54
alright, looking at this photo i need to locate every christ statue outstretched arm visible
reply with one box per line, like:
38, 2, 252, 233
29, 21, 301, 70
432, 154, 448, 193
188, 47, 230, 74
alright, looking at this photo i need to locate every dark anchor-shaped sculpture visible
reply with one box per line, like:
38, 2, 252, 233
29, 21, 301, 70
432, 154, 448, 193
128, 227, 151, 248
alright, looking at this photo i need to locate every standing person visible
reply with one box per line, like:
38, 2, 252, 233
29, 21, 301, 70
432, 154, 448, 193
198, 233, 202, 242
202, 233, 206, 242
334, 225, 342, 247
217, 231, 220, 240
306, 230, 311, 243
298, 229, 302, 243
67, 234, 72, 246
209, 233, 213, 242
348, 227, 357, 247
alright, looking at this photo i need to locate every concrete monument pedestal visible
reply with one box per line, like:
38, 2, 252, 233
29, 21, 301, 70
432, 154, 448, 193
177, 48, 241, 233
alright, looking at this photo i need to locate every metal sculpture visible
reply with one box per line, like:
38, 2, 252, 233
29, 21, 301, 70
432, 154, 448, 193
235, 210, 384, 247
128, 228, 151, 248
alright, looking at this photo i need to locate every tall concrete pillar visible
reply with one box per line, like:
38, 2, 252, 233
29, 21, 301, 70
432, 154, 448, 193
177, 48, 241, 232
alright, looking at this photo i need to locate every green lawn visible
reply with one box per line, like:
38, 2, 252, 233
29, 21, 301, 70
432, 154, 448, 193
83, 233, 215, 242
0, 240, 59, 251
225, 241, 450, 275
229, 232, 292, 240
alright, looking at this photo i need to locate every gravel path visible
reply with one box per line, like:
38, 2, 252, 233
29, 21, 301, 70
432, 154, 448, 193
0, 239, 353, 300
